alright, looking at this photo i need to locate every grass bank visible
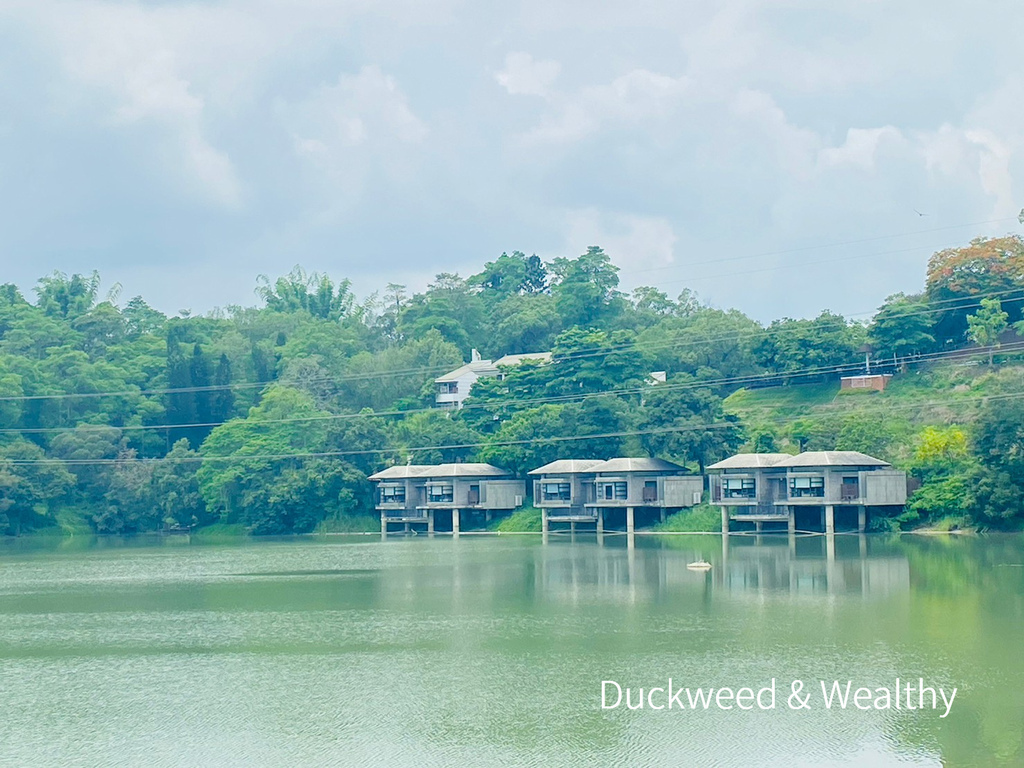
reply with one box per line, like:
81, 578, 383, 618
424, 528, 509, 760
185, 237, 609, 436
652, 504, 721, 533
490, 507, 543, 533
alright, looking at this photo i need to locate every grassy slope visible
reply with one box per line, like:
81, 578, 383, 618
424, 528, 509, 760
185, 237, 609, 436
724, 363, 1024, 462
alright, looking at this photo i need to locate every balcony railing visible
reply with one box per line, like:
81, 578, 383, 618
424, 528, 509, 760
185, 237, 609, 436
384, 509, 427, 519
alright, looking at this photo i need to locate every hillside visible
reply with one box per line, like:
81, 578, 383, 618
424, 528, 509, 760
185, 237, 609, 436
720, 361, 1024, 530
725, 362, 1024, 466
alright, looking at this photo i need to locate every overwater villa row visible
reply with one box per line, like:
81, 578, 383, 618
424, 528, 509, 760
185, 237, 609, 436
369, 451, 908, 535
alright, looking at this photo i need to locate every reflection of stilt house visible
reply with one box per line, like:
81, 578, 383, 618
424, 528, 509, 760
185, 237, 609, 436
369, 463, 525, 535
709, 451, 908, 534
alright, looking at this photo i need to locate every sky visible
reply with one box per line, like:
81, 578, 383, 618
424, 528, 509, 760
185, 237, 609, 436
1, 0, 1022, 323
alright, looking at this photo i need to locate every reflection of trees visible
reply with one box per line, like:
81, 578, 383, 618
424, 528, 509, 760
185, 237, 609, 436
882, 536, 1024, 766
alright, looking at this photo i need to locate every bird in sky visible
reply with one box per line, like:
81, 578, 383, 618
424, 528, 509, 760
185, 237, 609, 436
914, 208, 929, 217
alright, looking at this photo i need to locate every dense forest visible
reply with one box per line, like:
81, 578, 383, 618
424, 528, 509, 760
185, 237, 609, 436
2, 235, 1024, 536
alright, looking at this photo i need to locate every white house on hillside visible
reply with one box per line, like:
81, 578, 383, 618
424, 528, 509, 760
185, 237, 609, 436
434, 349, 552, 409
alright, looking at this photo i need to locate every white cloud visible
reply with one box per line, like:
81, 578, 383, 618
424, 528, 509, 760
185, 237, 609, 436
522, 69, 690, 144
562, 209, 677, 275
818, 127, 905, 171
495, 52, 561, 98
292, 65, 427, 151
2, 0, 1023, 320
12, 2, 248, 208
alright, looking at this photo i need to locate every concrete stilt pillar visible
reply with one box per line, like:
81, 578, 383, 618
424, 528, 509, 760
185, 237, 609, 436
857, 506, 866, 533
721, 506, 730, 535
541, 510, 549, 535
660, 508, 666, 523
569, 521, 576, 538
787, 508, 796, 534
380, 513, 388, 538
485, 510, 492, 524
427, 510, 435, 536
452, 508, 460, 536
596, 509, 604, 535
404, 522, 410, 533
825, 505, 835, 536
754, 520, 763, 533
626, 506, 635, 534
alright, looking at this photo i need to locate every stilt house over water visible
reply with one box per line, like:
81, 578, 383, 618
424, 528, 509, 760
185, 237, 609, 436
708, 451, 908, 534
369, 463, 526, 535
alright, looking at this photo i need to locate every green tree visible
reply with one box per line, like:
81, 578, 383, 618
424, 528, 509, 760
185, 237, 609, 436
35, 271, 101, 321
868, 293, 936, 360
926, 236, 1024, 345
965, 397, 1024, 527
95, 449, 159, 533
966, 298, 1008, 367
636, 379, 743, 471
0, 439, 75, 535
548, 247, 625, 328
755, 311, 865, 379
151, 439, 208, 529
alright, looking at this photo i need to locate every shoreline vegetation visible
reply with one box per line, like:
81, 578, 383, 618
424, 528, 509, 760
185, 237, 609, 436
3, 234, 1024, 540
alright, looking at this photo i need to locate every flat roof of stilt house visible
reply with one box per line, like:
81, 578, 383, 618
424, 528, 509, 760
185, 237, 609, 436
368, 465, 433, 480
417, 463, 511, 478
528, 459, 605, 475
706, 453, 792, 470
368, 463, 511, 480
773, 451, 891, 468
587, 457, 689, 473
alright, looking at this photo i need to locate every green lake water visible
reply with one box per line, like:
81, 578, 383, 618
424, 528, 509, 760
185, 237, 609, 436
0, 532, 1022, 767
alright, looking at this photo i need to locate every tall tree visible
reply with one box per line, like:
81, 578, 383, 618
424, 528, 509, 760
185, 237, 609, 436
966, 298, 1008, 367
925, 236, 1024, 344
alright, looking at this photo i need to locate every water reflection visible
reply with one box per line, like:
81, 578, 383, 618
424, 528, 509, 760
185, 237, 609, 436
0, 534, 1021, 767
527, 533, 911, 605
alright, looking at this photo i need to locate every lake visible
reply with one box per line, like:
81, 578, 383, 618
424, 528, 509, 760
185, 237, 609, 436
0, 531, 1021, 767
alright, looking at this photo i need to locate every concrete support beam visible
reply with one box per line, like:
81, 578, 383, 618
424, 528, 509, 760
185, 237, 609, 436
485, 510, 492, 524
857, 506, 866, 533
721, 506, 730, 535
380, 514, 387, 538
754, 520, 763, 533
825, 505, 835, 536
626, 506, 635, 534
541, 510, 549, 535
596, 509, 604, 536
787, 509, 796, 534
660, 508, 666, 523
452, 508, 460, 536
427, 510, 435, 536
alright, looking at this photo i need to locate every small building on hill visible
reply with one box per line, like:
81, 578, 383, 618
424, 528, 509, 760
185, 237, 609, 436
840, 374, 892, 392
434, 349, 551, 409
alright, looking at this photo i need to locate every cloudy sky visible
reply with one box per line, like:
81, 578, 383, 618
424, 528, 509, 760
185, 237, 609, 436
1, 0, 1021, 321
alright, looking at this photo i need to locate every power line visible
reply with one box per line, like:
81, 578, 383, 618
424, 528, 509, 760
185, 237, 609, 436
3, 338, 1021, 436
6, 383, 1020, 467
2, 281, 1021, 407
